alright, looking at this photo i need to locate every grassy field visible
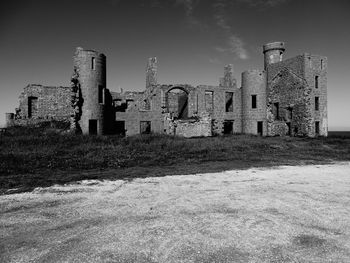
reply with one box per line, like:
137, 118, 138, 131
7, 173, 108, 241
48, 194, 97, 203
1, 124, 350, 194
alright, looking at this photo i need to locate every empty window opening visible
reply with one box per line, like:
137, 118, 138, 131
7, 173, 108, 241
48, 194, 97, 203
89, 119, 98, 135
225, 92, 233, 112
143, 99, 151, 111
114, 99, 126, 112
252, 95, 257, 109
28, 96, 38, 118
140, 121, 151, 134
315, 97, 319, 111
223, 120, 234, 135
315, 121, 320, 135
321, 59, 324, 70
166, 88, 188, 119
98, 85, 103, 104
92, 57, 95, 70
315, 76, 319, 89
205, 91, 214, 114
257, 121, 263, 136
273, 102, 279, 120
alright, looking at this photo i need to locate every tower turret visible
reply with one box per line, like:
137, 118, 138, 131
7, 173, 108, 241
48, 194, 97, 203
73, 47, 106, 135
263, 42, 285, 69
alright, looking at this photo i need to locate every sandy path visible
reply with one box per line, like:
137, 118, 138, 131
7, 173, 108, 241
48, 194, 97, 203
1, 163, 350, 262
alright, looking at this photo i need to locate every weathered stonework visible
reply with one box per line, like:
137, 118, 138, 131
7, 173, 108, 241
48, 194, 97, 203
70, 67, 83, 133
6, 42, 328, 137
266, 52, 327, 137
10, 84, 72, 126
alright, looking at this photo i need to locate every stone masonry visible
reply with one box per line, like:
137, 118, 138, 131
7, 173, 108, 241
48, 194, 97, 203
6, 42, 328, 137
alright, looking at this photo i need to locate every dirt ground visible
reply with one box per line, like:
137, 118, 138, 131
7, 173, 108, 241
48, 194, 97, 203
1, 163, 350, 263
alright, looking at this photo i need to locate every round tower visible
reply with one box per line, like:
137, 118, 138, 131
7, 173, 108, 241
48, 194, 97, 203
263, 42, 285, 69
241, 70, 267, 135
74, 47, 106, 135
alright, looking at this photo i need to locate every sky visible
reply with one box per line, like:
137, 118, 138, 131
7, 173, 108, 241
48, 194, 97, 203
0, 0, 349, 130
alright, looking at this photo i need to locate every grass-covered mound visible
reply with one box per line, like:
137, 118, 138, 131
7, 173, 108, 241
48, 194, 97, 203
1, 123, 349, 193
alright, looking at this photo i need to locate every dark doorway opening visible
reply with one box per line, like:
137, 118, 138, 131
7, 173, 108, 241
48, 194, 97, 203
286, 122, 291, 136
315, 121, 320, 136
273, 102, 279, 120
223, 120, 234, 135
294, 126, 298, 136
89, 119, 98, 135
28, 96, 38, 118
114, 121, 125, 136
140, 121, 151, 134
257, 121, 263, 136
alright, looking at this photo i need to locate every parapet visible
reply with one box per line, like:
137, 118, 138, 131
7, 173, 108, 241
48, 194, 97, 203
74, 47, 106, 61
263, 42, 285, 53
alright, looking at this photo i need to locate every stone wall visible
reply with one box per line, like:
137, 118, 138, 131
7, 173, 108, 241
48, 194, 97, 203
173, 113, 212, 138
241, 70, 267, 135
266, 54, 328, 137
304, 54, 328, 136
114, 87, 164, 136
6, 43, 328, 138
14, 84, 72, 122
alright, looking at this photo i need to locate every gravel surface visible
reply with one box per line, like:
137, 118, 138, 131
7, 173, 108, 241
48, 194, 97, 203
1, 162, 350, 262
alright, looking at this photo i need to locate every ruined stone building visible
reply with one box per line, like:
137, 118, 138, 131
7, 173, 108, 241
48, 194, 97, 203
6, 42, 328, 137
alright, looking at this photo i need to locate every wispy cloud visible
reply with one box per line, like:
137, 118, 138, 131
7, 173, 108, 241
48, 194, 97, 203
175, 0, 194, 17
208, 57, 221, 64
212, 0, 249, 60
175, 0, 205, 29
109, 0, 288, 60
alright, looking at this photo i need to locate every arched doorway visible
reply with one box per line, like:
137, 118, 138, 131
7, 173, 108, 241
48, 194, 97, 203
166, 87, 189, 119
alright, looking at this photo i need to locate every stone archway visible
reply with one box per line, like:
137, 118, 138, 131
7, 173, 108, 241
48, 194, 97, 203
165, 86, 189, 119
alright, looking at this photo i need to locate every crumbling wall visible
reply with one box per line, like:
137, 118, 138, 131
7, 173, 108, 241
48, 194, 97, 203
196, 84, 241, 135
267, 68, 312, 136
267, 55, 305, 82
146, 57, 157, 89
14, 84, 72, 124
114, 87, 164, 136
70, 68, 83, 133
219, 64, 236, 88
165, 112, 212, 138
